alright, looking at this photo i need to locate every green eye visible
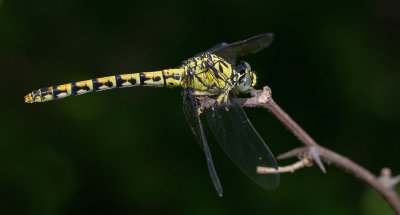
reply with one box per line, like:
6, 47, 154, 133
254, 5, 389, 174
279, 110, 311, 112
238, 73, 252, 93
237, 61, 251, 74
244, 62, 251, 71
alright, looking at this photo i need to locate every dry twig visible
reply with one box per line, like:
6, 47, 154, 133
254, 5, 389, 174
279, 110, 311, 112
257, 156, 313, 174
199, 86, 400, 214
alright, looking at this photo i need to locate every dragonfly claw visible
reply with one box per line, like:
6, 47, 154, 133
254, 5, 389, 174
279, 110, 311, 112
212, 101, 219, 111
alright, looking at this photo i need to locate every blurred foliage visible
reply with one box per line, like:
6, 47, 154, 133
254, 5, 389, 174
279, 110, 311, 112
361, 187, 400, 215
0, 0, 399, 214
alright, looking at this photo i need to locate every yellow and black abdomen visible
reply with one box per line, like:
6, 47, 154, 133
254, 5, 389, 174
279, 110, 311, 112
25, 69, 183, 103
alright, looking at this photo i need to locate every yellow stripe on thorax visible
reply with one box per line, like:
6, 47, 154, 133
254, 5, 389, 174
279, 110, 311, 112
183, 54, 234, 95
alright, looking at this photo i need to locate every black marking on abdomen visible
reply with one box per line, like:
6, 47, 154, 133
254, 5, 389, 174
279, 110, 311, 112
92, 79, 113, 90
153, 76, 161, 82
105, 80, 113, 87
117, 75, 137, 87
52, 86, 62, 99
174, 74, 181, 80
40, 87, 52, 97
139, 72, 145, 85
92, 79, 102, 90
139, 73, 151, 85
32, 90, 40, 99
116, 75, 123, 87
163, 73, 181, 84
71, 82, 78, 95
162, 70, 167, 86
72, 83, 90, 94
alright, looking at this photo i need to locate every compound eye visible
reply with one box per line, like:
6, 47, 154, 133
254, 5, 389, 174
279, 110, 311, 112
243, 62, 251, 71
238, 73, 252, 93
236, 61, 251, 74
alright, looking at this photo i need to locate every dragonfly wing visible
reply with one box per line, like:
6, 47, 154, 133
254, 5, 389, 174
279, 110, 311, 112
205, 97, 279, 190
182, 88, 223, 196
195, 42, 229, 57
212, 33, 274, 65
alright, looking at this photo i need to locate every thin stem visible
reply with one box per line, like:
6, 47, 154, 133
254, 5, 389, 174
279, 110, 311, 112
257, 157, 313, 174
228, 87, 400, 214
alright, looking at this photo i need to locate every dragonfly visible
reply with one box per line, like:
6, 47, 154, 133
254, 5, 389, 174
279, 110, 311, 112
25, 33, 279, 196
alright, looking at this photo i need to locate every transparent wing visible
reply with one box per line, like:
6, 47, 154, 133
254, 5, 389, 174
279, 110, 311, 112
194, 42, 229, 57
212, 33, 274, 65
182, 86, 223, 196
205, 97, 279, 190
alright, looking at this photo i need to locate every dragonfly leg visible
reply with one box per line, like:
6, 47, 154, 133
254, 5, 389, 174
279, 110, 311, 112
212, 82, 235, 109
213, 92, 229, 110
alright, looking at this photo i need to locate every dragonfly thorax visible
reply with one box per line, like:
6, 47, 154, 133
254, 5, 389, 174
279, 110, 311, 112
181, 53, 257, 107
182, 53, 257, 95
182, 53, 235, 95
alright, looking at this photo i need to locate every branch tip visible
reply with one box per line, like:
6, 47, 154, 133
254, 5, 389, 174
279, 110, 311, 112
276, 147, 307, 160
379, 168, 400, 189
257, 157, 313, 174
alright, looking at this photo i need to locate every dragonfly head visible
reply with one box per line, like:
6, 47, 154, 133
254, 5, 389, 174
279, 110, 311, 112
236, 61, 257, 94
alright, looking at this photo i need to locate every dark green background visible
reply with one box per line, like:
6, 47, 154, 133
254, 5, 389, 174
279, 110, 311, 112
1, 0, 399, 214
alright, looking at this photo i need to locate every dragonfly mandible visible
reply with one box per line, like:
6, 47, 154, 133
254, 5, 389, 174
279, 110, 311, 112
25, 33, 279, 196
